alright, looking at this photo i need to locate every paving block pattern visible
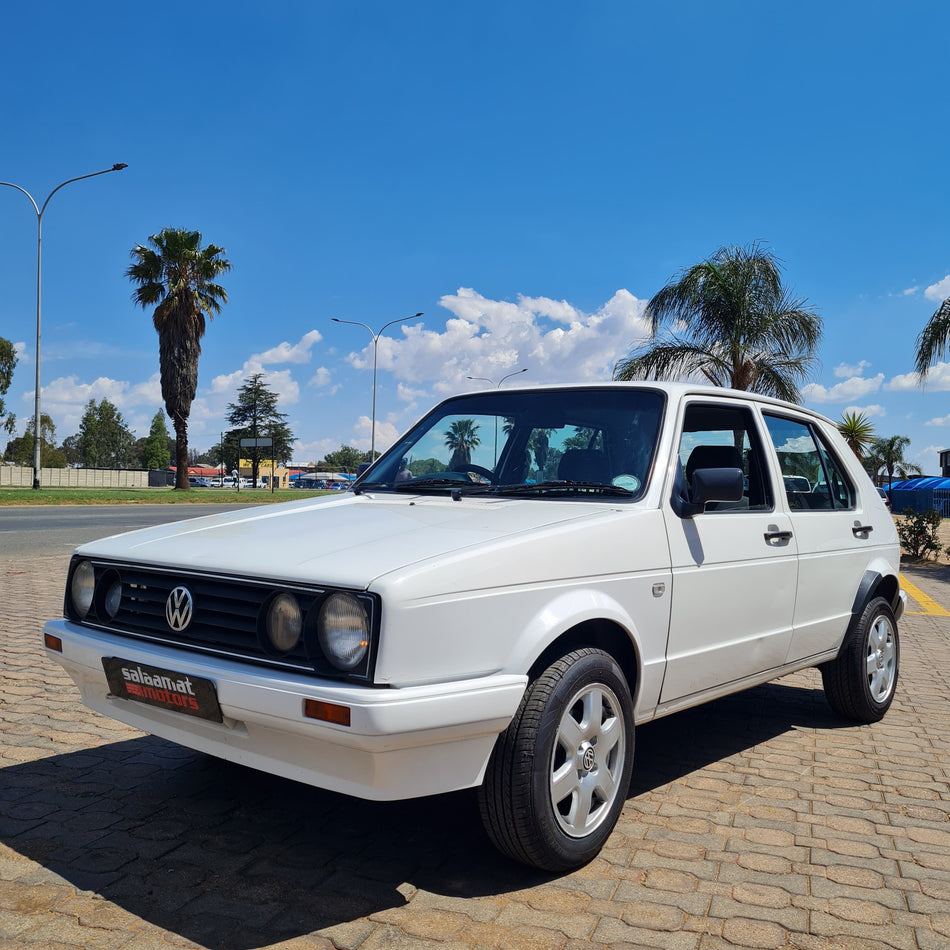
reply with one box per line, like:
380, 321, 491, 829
1, 554, 948, 949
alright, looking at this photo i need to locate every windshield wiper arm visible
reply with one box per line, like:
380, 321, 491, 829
393, 478, 494, 494
492, 480, 633, 497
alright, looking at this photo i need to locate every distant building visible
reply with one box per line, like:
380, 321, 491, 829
941, 450, 950, 477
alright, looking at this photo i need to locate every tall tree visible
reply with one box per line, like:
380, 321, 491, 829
126, 228, 230, 489
3, 414, 65, 467
76, 398, 137, 469
614, 244, 822, 403
914, 291, 950, 379
867, 435, 922, 488
142, 410, 172, 470
0, 336, 17, 435
319, 445, 365, 473
444, 419, 481, 469
226, 373, 295, 485
837, 411, 876, 459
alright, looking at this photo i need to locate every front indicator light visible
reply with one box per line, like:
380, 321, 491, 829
44, 633, 63, 652
304, 699, 351, 727
70, 560, 95, 619
318, 593, 370, 672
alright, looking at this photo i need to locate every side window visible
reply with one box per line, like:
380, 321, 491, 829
763, 414, 855, 511
678, 403, 773, 512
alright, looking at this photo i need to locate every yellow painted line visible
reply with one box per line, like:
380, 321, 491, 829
900, 574, 950, 617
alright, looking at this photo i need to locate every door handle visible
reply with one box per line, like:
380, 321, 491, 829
852, 523, 874, 536
764, 528, 793, 542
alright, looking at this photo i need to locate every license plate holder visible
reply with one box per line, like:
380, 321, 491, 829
102, 657, 223, 723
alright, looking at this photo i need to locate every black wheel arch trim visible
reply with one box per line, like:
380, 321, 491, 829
848, 570, 901, 633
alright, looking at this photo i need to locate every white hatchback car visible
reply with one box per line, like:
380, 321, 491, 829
44, 383, 903, 871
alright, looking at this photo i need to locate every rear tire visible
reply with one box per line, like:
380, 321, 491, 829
821, 596, 899, 723
478, 648, 634, 871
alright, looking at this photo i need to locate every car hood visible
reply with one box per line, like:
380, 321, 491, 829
74, 493, 615, 588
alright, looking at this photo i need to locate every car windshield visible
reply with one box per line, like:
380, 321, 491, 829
354, 387, 664, 500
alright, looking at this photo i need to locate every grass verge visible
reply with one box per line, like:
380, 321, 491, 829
0, 487, 332, 506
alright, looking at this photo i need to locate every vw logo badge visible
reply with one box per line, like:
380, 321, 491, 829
165, 587, 194, 632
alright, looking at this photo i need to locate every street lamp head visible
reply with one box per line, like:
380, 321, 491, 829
112, 163, 128, 171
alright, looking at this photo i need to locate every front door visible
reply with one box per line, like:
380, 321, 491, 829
660, 399, 798, 706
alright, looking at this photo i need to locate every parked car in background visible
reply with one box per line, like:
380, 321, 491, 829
187, 476, 211, 487
877, 486, 892, 511
44, 383, 903, 871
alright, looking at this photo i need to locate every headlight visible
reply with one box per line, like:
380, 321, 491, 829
266, 593, 303, 652
318, 593, 370, 672
70, 560, 96, 619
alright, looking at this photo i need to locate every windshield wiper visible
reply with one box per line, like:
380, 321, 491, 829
491, 480, 633, 497
392, 477, 494, 494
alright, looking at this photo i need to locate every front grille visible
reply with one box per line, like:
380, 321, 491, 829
67, 558, 377, 681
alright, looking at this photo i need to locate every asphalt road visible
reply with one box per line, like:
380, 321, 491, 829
0, 503, 250, 559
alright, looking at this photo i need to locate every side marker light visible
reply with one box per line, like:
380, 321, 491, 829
304, 699, 351, 727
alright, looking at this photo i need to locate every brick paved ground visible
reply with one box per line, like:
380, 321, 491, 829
1, 553, 949, 950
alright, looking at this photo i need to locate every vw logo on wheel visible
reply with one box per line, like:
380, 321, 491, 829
165, 587, 194, 632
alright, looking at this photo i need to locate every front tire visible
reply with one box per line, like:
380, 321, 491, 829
821, 596, 899, 723
478, 648, 634, 871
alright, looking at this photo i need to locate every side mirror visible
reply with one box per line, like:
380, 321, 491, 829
680, 467, 744, 518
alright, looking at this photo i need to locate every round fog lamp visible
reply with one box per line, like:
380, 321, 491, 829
103, 578, 123, 619
70, 560, 96, 619
266, 593, 302, 652
318, 593, 370, 672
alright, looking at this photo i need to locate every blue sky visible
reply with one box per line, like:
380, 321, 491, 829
1, 2, 949, 470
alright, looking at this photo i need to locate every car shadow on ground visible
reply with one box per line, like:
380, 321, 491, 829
1, 678, 843, 949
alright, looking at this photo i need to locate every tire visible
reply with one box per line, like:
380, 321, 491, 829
478, 648, 634, 872
821, 596, 899, 723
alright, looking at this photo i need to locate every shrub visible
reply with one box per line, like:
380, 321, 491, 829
897, 507, 942, 559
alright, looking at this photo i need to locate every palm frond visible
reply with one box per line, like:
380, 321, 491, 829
915, 296, 950, 378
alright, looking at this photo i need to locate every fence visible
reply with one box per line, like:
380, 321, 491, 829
889, 485, 950, 518
0, 466, 150, 488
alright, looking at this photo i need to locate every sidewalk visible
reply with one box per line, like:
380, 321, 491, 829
1, 553, 949, 950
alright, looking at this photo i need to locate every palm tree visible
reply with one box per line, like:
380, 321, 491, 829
867, 435, 922, 488
127, 229, 231, 489
614, 244, 822, 403
914, 292, 950, 379
444, 419, 481, 470
837, 411, 876, 459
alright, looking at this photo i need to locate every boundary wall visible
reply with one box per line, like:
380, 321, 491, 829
0, 466, 150, 488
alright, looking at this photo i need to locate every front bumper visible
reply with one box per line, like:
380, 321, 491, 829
43, 619, 527, 801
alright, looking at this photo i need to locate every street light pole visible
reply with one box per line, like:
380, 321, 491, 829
332, 312, 423, 459
0, 163, 128, 488
465, 368, 528, 389
465, 368, 528, 461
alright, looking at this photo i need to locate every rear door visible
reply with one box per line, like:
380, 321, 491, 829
761, 412, 882, 661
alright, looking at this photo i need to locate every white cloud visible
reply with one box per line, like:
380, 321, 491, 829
924, 276, 950, 303
834, 361, 870, 378
915, 444, 943, 474
337, 288, 651, 399
886, 360, 950, 392
924, 416, 950, 427
351, 415, 401, 453
308, 366, 333, 388
396, 382, 429, 402
254, 329, 323, 365
801, 374, 884, 403
844, 403, 885, 419
903, 286, 920, 296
